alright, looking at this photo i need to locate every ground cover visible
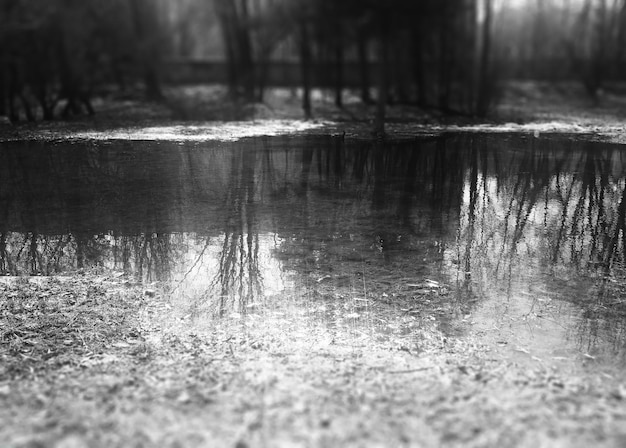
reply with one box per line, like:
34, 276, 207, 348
1, 81, 626, 143
1, 272, 626, 447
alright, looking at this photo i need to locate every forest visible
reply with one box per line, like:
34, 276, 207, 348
2, 0, 626, 126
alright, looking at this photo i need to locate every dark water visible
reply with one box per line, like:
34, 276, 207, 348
2, 134, 626, 366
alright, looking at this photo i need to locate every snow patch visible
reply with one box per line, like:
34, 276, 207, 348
69, 120, 327, 142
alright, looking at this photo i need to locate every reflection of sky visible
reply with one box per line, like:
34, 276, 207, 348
171, 232, 288, 302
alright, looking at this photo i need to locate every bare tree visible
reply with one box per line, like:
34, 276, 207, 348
129, 0, 164, 100
214, 0, 255, 100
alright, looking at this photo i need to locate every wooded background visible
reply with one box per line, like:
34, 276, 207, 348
1, 0, 625, 121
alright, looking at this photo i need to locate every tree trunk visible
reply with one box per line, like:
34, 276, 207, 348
374, 10, 389, 136
215, 0, 256, 101
221, 21, 239, 97
299, 21, 312, 119
618, 0, 626, 71
476, 0, 493, 116
129, 0, 163, 101
0, 53, 6, 117
357, 31, 372, 104
411, 28, 426, 106
236, 0, 255, 101
7, 60, 20, 121
438, 10, 451, 112
334, 37, 344, 108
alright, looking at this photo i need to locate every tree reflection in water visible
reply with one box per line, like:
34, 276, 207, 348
209, 144, 263, 315
2, 136, 626, 355
453, 137, 626, 357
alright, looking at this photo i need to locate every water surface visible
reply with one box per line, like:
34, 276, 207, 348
2, 134, 626, 369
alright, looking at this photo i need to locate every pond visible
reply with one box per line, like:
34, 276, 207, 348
2, 134, 626, 369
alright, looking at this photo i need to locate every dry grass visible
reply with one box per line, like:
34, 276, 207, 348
2, 271, 626, 447
0, 274, 146, 380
